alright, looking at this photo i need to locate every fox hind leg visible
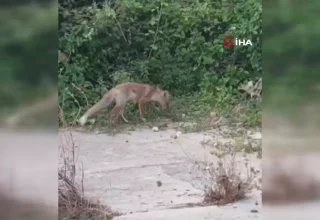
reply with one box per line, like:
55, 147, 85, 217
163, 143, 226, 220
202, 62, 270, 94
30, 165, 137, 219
109, 106, 121, 126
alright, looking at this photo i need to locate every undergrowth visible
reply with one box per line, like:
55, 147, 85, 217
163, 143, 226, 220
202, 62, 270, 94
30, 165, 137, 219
59, 89, 261, 131
58, 0, 262, 129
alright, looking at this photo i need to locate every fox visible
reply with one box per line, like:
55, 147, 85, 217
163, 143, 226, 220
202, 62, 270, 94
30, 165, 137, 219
78, 82, 170, 126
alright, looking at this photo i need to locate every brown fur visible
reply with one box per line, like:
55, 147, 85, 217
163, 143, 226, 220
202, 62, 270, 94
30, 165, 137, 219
78, 82, 170, 126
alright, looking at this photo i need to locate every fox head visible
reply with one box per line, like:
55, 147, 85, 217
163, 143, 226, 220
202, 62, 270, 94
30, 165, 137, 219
151, 85, 170, 109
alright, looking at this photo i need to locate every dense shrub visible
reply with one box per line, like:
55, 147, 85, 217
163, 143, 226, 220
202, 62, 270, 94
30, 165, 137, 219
58, 0, 262, 123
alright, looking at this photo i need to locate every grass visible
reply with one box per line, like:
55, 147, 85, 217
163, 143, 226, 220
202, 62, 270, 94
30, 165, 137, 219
60, 91, 261, 135
58, 77, 262, 134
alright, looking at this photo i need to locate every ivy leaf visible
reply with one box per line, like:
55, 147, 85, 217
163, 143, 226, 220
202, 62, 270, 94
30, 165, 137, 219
203, 56, 214, 64
151, 45, 158, 50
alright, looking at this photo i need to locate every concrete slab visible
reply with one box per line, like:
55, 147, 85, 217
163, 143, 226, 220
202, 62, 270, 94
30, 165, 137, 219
61, 127, 262, 219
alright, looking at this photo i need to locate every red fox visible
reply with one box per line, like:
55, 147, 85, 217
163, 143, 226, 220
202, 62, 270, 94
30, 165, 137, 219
78, 82, 170, 126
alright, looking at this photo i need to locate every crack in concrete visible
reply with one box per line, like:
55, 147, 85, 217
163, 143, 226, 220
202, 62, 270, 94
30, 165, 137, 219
84, 161, 188, 174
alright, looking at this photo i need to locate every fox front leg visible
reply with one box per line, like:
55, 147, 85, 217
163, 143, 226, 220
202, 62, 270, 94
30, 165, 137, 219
138, 98, 147, 122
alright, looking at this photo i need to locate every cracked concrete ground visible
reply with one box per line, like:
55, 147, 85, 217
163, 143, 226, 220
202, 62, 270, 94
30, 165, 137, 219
64, 127, 262, 220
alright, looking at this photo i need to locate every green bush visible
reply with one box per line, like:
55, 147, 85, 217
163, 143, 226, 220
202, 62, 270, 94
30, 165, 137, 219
58, 0, 262, 125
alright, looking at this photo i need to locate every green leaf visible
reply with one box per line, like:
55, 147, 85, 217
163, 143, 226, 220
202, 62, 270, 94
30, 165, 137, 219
203, 56, 214, 64
151, 45, 158, 50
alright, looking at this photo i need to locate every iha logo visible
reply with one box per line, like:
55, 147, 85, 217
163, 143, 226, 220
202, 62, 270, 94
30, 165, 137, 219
223, 36, 253, 48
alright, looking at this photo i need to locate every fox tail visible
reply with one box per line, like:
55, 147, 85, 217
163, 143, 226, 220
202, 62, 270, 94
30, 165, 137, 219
78, 92, 113, 126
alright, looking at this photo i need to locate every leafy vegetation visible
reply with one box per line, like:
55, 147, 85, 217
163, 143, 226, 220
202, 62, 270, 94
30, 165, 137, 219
58, 0, 262, 127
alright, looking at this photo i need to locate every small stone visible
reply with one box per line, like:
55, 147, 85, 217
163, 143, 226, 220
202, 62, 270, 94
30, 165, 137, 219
210, 111, 218, 117
152, 126, 159, 132
249, 132, 262, 140
171, 135, 177, 139
250, 209, 258, 213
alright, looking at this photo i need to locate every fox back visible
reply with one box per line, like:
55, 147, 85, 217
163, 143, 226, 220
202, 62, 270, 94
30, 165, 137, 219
114, 82, 170, 108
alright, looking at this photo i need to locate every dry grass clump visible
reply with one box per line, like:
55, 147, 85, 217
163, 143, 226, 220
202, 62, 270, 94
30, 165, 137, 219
203, 166, 251, 205
202, 159, 253, 205
200, 140, 257, 205
59, 130, 117, 219
59, 171, 115, 219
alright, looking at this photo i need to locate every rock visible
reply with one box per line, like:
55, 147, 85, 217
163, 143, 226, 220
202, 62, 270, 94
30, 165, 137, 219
210, 111, 218, 117
156, 181, 162, 187
171, 131, 182, 139
179, 122, 197, 128
171, 135, 177, 139
249, 132, 262, 140
152, 126, 159, 132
